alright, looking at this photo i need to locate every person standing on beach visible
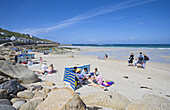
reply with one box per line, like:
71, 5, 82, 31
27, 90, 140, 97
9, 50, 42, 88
105, 54, 108, 59
40, 57, 42, 63
128, 53, 134, 66
142, 54, 149, 69
137, 52, 144, 68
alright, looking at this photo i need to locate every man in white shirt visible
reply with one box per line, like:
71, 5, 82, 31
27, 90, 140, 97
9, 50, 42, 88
41, 62, 48, 70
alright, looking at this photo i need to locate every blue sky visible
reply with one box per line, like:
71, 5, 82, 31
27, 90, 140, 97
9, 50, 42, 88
0, 0, 170, 44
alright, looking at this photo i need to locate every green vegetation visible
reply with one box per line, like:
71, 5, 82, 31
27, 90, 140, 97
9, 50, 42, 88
0, 28, 53, 42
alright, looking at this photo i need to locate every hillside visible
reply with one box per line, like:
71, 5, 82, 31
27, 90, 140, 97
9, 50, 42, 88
0, 28, 55, 43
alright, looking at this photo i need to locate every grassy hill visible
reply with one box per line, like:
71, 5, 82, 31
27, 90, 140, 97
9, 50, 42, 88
0, 28, 54, 43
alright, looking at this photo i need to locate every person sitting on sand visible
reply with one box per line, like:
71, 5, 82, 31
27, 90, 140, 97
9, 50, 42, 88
46, 64, 54, 74
91, 71, 103, 85
81, 68, 91, 79
91, 68, 100, 76
73, 66, 78, 73
27, 60, 33, 66
128, 53, 134, 66
41, 62, 48, 71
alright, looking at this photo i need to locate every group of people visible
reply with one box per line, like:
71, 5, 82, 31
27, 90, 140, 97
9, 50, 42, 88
73, 67, 103, 86
41, 62, 55, 74
128, 52, 149, 69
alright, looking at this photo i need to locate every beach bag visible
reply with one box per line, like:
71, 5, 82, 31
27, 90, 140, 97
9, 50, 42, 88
145, 56, 149, 61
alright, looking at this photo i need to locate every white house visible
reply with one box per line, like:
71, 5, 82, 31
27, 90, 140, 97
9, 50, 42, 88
30, 35, 34, 38
0, 32, 7, 35
10, 36, 17, 41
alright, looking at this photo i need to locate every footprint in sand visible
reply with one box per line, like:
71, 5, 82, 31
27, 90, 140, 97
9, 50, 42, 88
140, 86, 153, 90
123, 76, 129, 79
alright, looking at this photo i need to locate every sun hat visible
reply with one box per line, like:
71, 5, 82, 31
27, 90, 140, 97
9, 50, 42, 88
76, 68, 81, 73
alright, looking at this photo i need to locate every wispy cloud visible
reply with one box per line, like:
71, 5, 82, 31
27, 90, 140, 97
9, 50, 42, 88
20, 0, 156, 35
128, 37, 136, 40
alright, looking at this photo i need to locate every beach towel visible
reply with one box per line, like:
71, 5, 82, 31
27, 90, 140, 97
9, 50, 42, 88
101, 80, 114, 87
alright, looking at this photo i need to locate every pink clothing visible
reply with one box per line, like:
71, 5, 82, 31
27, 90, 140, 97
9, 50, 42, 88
96, 74, 103, 85
40, 58, 42, 62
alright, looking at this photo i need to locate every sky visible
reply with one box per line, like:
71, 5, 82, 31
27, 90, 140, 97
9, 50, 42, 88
0, 0, 170, 44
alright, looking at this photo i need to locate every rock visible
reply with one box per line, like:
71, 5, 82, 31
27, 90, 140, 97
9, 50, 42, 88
42, 87, 51, 94
32, 82, 43, 87
86, 105, 114, 110
0, 56, 6, 60
81, 91, 131, 110
126, 94, 170, 110
0, 60, 38, 84
0, 105, 16, 110
36, 87, 86, 110
30, 85, 43, 92
0, 79, 26, 95
12, 101, 25, 110
0, 99, 11, 105
19, 99, 43, 110
44, 80, 55, 86
0, 60, 15, 65
8, 94, 17, 100
0, 75, 9, 84
33, 91, 46, 100
17, 91, 34, 99
0, 89, 8, 99
11, 98, 26, 104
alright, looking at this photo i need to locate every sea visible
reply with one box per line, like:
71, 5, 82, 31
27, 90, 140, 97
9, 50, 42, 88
70, 44, 170, 64
72, 44, 170, 49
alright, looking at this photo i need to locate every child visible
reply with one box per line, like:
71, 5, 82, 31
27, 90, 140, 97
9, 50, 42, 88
134, 58, 138, 67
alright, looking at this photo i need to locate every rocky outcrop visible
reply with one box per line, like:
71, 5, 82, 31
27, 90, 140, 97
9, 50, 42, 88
33, 91, 47, 100
126, 94, 170, 110
36, 87, 86, 110
10, 98, 25, 104
42, 87, 51, 94
81, 91, 131, 110
0, 89, 8, 99
0, 99, 11, 105
86, 105, 114, 110
12, 101, 25, 110
0, 60, 38, 84
0, 79, 26, 95
17, 90, 34, 99
0, 75, 9, 84
30, 85, 43, 92
0, 105, 16, 110
0, 55, 5, 60
19, 99, 43, 110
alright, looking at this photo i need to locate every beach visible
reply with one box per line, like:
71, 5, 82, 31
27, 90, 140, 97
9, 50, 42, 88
28, 47, 170, 101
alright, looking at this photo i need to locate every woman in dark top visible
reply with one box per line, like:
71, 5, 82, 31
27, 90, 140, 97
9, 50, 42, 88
128, 53, 134, 66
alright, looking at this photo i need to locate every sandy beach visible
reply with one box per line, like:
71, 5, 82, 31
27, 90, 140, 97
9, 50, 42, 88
28, 47, 170, 102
